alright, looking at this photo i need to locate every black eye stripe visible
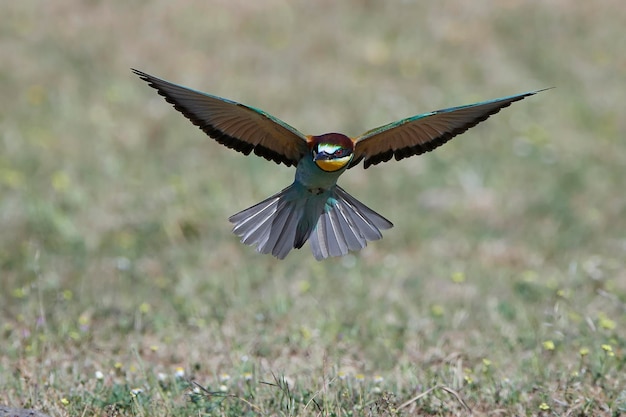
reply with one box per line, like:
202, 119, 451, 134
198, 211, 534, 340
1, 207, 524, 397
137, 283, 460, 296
315, 144, 352, 159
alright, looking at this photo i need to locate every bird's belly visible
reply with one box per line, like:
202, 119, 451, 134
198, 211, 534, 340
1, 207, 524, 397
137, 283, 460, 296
295, 157, 345, 191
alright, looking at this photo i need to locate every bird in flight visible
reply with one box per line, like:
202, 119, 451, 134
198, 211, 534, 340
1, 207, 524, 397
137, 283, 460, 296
133, 69, 546, 260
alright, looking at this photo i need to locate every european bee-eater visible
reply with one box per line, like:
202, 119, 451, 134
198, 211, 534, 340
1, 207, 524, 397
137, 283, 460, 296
133, 69, 545, 260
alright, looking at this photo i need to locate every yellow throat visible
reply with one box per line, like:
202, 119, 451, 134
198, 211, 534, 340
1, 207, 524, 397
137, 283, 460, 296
315, 155, 352, 172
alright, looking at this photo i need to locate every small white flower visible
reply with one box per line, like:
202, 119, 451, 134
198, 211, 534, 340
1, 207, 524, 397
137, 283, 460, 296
94, 371, 104, 380
157, 372, 167, 381
219, 384, 228, 392
219, 373, 231, 382
130, 388, 143, 396
174, 367, 185, 378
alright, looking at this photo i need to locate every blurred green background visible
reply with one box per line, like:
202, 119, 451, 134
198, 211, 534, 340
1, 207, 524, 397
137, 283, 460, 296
1, 1, 625, 415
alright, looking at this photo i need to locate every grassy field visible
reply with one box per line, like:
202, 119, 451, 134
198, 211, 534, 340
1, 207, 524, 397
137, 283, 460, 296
2, 1, 625, 415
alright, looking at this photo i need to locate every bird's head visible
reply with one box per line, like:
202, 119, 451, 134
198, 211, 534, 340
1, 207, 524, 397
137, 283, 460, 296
310, 133, 354, 172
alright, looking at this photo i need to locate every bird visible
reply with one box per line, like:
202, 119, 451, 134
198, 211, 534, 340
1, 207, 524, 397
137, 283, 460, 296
132, 69, 546, 260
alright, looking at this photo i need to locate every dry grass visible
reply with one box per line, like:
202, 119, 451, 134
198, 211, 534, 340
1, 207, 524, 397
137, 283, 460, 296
1, 1, 625, 415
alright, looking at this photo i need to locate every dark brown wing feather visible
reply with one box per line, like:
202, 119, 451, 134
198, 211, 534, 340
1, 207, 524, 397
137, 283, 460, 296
132, 69, 309, 167
351, 89, 548, 169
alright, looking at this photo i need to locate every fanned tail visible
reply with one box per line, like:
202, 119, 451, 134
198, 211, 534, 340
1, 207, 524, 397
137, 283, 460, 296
229, 184, 393, 260
229, 184, 319, 259
308, 186, 393, 260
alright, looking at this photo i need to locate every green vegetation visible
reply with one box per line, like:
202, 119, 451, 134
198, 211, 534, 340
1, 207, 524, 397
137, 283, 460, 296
1, 1, 624, 415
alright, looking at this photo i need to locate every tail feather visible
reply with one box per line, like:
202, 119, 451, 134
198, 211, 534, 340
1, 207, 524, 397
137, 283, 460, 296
335, 186, 393, 235
326, 208, 349, 254
238, 208, 274, 245
313, 208, 348, 258
262, 199, 301, 259
332, 201, 367, 250
229, 184, 393, 260
309, 186, 393, 260
229, 185, 309, 259
230, 192, 279, 246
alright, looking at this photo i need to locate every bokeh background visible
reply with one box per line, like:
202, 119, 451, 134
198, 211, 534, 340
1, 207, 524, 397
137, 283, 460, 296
2, 1, 625, 415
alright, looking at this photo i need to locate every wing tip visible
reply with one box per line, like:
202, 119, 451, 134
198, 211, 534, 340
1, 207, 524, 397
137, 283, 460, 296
529, 86, 555, 95
131, 68, 152, 82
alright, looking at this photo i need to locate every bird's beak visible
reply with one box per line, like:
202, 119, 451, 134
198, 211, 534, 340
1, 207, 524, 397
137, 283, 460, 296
313, 151, 328, 161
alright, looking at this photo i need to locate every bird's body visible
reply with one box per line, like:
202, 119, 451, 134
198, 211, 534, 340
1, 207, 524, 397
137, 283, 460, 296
230, 142, 393, 260
133, 69, 546, 260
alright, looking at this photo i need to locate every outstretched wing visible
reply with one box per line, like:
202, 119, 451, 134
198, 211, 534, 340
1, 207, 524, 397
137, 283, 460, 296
351, 89, 548, 169
132, 69, 309, 167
